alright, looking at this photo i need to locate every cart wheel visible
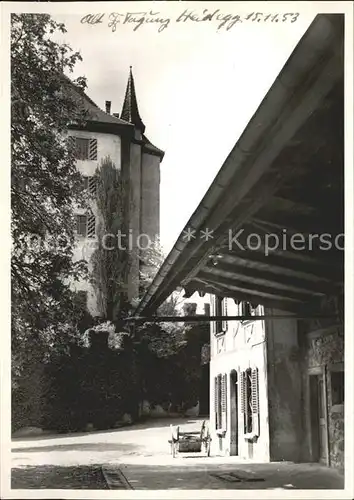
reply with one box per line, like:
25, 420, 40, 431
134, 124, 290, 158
204, 425, 211, 457
206, 438, 211, 457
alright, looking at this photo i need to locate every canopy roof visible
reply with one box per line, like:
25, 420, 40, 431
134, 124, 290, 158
135, 14, 344, 317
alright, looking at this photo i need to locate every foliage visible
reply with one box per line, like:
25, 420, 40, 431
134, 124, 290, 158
90, 157, 131, 321
11, 14, 89, 363
138, 238, 165, 295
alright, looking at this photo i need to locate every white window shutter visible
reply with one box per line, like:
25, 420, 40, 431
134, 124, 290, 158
87, 211, 96, 238
240, 371, 246, 433
222, 298, 228, 331
251, 368, 260, 437
68, 135, 75, 151
210, 295, 216, 335
214, 376, 218, 430
221, 373, 227, 431
88, 176, 97, 195
89, 138, 97, 160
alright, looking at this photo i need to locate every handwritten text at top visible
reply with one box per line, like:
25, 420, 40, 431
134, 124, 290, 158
80, 10, 300, 33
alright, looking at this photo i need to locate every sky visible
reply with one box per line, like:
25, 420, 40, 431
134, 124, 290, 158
52, 4, 315, 255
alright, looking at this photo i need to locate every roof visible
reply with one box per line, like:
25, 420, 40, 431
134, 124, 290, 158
67, 72, 164, 160
135, 14, 344, 317
121, 67, 146, 133
66, 79, 134, 135
142, 134, 165, 159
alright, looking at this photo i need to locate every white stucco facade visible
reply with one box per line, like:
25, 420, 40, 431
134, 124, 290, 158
209, 296, 270, 461
68, 130, 122, 316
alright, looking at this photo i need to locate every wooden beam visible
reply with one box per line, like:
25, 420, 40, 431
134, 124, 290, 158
202, 261, 337, 296
189, 278, 306, 313
217, 249, 342, 283
124, 314, 339, 324
196, 271, 310, 303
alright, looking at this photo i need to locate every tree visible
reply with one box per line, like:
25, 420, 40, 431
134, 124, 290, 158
11, 14, 89, 373
90, 156, 131, 322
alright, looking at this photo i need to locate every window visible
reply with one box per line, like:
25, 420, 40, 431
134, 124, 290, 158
70, 137, 98, 161
331, 369, 344, 406
76, 214, 87, 236
83, 176, 97, 195
241, 302, 260, 319
214, 374, 227, 433
240, 368, 259, 437
215, 296, 223, 333
75, 212, 96, 238
76, 290, 88, 308
211, 295, 228, 336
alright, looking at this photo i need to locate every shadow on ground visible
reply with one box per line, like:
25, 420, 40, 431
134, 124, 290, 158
109, 463, 345, 490
12, 442, 142, 454
12, 465, 109, 489
12, 417, 198, 443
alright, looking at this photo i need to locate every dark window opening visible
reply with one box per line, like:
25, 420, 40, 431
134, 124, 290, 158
76, 212, 96, 238
76, 214, 87, 236
241, 301, 259, 318
215, 296, 223, 334
75, 138, 89, 160
331, 370, 344, 406
71, 137, 98, 161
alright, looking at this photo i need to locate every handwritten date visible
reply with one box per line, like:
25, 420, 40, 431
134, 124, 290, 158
80, 10, 300, 33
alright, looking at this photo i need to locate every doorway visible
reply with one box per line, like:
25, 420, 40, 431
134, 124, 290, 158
199, 363, 210, 416
230, 370, 238, 455
309, 372, 329, 464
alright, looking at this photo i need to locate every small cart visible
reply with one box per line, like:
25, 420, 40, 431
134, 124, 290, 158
168, 420, 211, 458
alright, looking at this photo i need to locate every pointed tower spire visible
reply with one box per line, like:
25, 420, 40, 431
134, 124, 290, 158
121, 66, 146, 133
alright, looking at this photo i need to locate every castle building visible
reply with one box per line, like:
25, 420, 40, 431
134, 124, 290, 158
68, 67, 164, 315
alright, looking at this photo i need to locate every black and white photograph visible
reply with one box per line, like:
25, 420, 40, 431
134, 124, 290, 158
1, 1, 353, 497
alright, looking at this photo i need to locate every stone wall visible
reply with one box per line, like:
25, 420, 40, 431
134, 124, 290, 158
301, 323, 344, 469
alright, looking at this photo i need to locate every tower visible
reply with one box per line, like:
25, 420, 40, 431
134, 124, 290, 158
69, 67, 164, 316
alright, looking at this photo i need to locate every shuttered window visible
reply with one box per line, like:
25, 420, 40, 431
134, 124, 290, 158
83, 176, 97, 195
214, 375, 221, 430
215, 296, 223, 334
69, 137, 98, 161
222, 298, 228, 331
75, 211, 96, 238
87, 211, 96, 238
221, 373, 227, 431
215, 373, 227, 432
241, 368, 260, 436
88, 138, 98, 160
76, 214, 87, 236
210, 296, 216, 336
251, 368, 260, 436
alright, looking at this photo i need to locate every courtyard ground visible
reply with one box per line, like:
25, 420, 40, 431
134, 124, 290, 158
11, 417, 345, 491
